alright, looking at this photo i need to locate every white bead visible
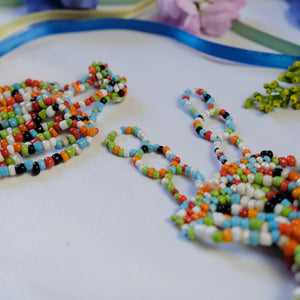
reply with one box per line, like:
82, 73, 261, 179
275, 216, 289, 224
177, 209, 187, 218
277, 235, 289, 248
231, 204, 242, 216
11, 153, 22, 164
219, 183, 226, 190
281, 168, 290, 179
165, 150, 173, 158
64, 91, 74, 98
204, 226, 217, 240
100, 89, 108, 97
231, 184, 237, 193
76, 121, 85, 128
247, 173, 255, 184
210, 133, 218, 141
6, 135, 15, 145
8, 165, 16, 176
195, 180, 204, 188
212, 212, 225, 227
241, 230, 250, 244
256, 157, 263, 164
79, 100, 86, 108
248, 199, 256, 210
260, 222, 269, 232
274, 204, 283, 215
23, 92, 31, 102
246, 186, 254, 198
135, 160, 142, 167
294, 200, 299, 207
232, 174, 240, 181
73, 143, 82, 155
32, 87, 38, 93
79, 84, 85, 92
262, 175, 272, 187
192, 206, 201, 214
46, 106, 55, 117
253, 189, 265, 200
25, 102, 33, 112
24, 86, 32, 93
3, 91, 11, 98
6, 145, 15, 155
23, 114, 31, 122
42, 140, 51, 151
220, 177, 228, 184
0, 152, 4, 161
237, 183, 246, 195
240, 196, 250, 207
59, 120, 69, 131
113, 86, 120, 93
295, 159, 300, 170
161, 178, 169, 185
58, 104, 66, 111
64, 113, 72, 120
49, 137, 57, 148
269, 162, 276, 169
194, 224, 206, 239
239, 163, 246, 170
41, 122, 48, 131
255, 200, 265, 211
297, 179, 300, 187
138, 165, 144, 172
231, 227, 242, 242
117, 82, 124, 89
203, 192, 211, 198
293, 287, 300, 297
261, 162, 270, 169
259, 232, 272, 246
6, 128, 12, 136
254, 162, 261, 169
61, 136, 69, 147
181, 224, 189, 231
96, 72, 103, 79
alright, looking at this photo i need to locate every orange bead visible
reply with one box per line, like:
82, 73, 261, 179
202, 185, 211, 193
231, 135, 239, 145
96, 91, 103, 99
248, 209, 259, 219
289, 171, 300, 182
125, 127, 132, 134
243, 168, 252, 176
228, 167, 236, 176
131, 156, 140, 164
197, 188, 204, 195
278, 223, 293, 237
292, 187, 300, 200
200, 202, 210, 212
199, 211, 207, 218
60, 151, 69, 162
163, 146, 170, 154
292, 226, 300, 242
193, 119, 201, 127
240, 158, 248, 164
159, 168, 166, 178
0, 140, 8, 148
222, 164, 230, 170
79, 125, 88, 135
283, 239, 298, 256
231, 162, 239, 169
223, 229, 232, 243
192, 213, 200, 221
49, 127, 58, 138
19, 124, 28, 132
147, 167, 155, 178
87, 128, 99, 137
13, 142, 22, 153
242, 149, 251, 157
170, 161, 179, 167
113, 146, 120, 155
291, 219, 300, 226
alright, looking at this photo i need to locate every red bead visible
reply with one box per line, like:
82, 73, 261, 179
53, 122, 61, 132
264, 169, 273, 176
32, 101, 40, 111
0, 147, 10, 158
207, 104, 214, 110
183, 216, 192, 224
266, 190, 277, 200
0, 161, 7, 167
173, 156, 181, 163
188, 202, 195, 208
205, 130, 212, 140
64, 84, 69, 90
171, 189, 179, 196
87, 80, 94, 86
197, 88, 203, 95
72, 120, 78, 128
69, 128, 81, 140
291, 205, 298, 212
182, 95, 190, 100
64, 101, 71, 109
239, 207, 248, 218
107, 74, 112, 80
280, 180, 290, 193
178, 195, 187, 204
186, 208, 193, 215
44, 157, 55, 168
32, 80, 40, 87
182, 164, 188, 172
287, 155, 296, 167
217, 152, 224, 159
219, 109, 226, 115
279, 157, 288, 168
54, 115, 63, 123
76, 80, 81, 85
13, 132, 23, 142
25, 120, 35, 130
104, 63, 108, 68
25, 78, 32, 86
220, 169, 227, 177
74, 103, 80, 109
14, 94, 23, 103
31, 138, 42, 144
257, 168, 265, 174
44, 97, 52, 106
232, 179, 241, 185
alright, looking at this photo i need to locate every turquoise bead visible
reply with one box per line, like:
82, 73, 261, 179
0, 166, 9, 176
24, 160, 33, 171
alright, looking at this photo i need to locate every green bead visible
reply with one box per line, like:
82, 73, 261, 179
196, 195, 204, 201
84, 83, 90, 89
174, 193, 180, 201
12, 128, 20, 134
66, 146, 76, 158
131, 127, 138, 134
212, 230, 223, 243
21, 144, 28, 156
104, 138, 112, 146
195, 200, 203, 206
218, 195, 226, 205
252, 183, 261, 190
255, 172, 264, 185
153, 171, 160, 179
295, 252, 300, 266
294, 245, 300, 256
240, 174, 248, 183
0, 111, 8, 119
37, 133, 45, 141
236, 138, 243, 145
48, 121, 55, 128
67, 134, 76, 144
176, 218, 185, 226
108, 142, 115, 151
250, 218, 264, 230
187, 227, 196, 240
225, 128, 233, 134
5, 157, 14, 165
190, 108, 197, 116
214, 109, 220, 116
236, 168, 243, 176
15, 115, 25, 125
211, 190, 219, 197
43, 130, 52, 140
225, 194, 231, 203
204, 216, 213, 226
0, 130, 8, 139
261, 186, 270, 195
176, 165, 183, 174
66, 119, 73, 127
281, 206, 292, 217
135, 151, 143, 159
164, 172, 172, 180
38, 109, 47, 120
38, 99, 47, 109
272, 176, 285, 187
20, 82, 26, 88
171, 215, 178, 222
7, 111, 15, 118
219, 189, 226, 195
142, 167, 149, 176
117, 148, 124, 157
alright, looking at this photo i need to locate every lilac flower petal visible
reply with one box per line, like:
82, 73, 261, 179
203, 0, 246, 14
60, 0, 99, 9
181, 13, 201, 36
176, 0, 200, 15
158, 0, 184, 20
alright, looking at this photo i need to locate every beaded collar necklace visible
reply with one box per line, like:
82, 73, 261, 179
106, 88, 300, 298
0, 62, 127, 177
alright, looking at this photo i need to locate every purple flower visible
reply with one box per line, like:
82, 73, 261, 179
22, 0, 99, 12
158, 0, 246, 37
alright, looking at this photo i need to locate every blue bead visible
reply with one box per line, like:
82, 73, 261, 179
129, 149, 137, 157
37, 95, 43, 100
269, 221, 279, 231
55, 140, 63, 149
288, 182, 297, 193
153, 144, 159, 151
29, 129, 38, 138
211, 197, 218, 205
97, 103, 104, 112
281, 199, 292, 207
266, 213, 277, 222
210, 204, 216, 212
179, 201, 189, 209
33, 141, 43, 152
148, 145, 154, 153
185, 166, 191, 174
0, 166, 9, 176
181, 99, 187, 106
169, 154, 176, 161
203, 198, 210, 203
256, 212, 266, 220
181, 229, 188, 238
288, 211, 297, 221
241, 218, 250, 229
226, 175, 233, 183
112, 75, 119, 81
134, 128, 140, 136
220, 155, 227, 161
271, 230, 280, 243
37, 159, 46, 170
196, 218, 204, 224
8, 118, 18, 128
262, 156, 271, 162
120, 126, 126, 133
224, 187, 232, 195
207, 98, 214, 104
170, 166, 177, 174
192, 171, 202, 180
189, 221, 197, 227
193, 112, 200, 119
249, 231, 259, 246
187, 104, 194, 112
231, 216, 242, 227
202, 90, 207, 96
249, 157, 256, 164
77, 138, 88, 149
184, 89, 192, 95
199, 129, 206, 137
223, 219, 232, 229
24, 159, 33, 171
231, 194, 240, 204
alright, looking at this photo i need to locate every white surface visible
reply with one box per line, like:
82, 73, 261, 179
0, 1, 299, 300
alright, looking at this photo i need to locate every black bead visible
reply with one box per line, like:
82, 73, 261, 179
273, 168, 282, 177
32, 115, 42, 125
100, 98, 107, 104
196, 114, 203, 119
32, 161, 40, 176
221, 158, 227, 164
118, 90, 125, 97
11, 89, 19, 97
195, 127, 201, 134
82, 116, 89, 122
70, 116, 77, 120
30, 97, 37, 102
99, 65, 105, 70
34, 125, 44, 133
157, 146, 164, 154
267, 150, 273, 159
15, 163, 26, 175
28, 144, 35, 155
216, 204, 231, 214
203, 93, 211, 102
264, 201, 275, 213
109, 80, 116, 86
214, 147, 219, 153
52, 153, 63, 165
222, 112, 230, 119
0, 123, 3, 131
23, 131, 33, 142
250, 155, 257, 159
52, 104, 59, 111
271, 194, 284, 204
141, 145, 149, 153
260, 150, 268, 157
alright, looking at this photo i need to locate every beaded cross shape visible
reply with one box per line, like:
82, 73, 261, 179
106, 88, 300, 299
0, 62, 127, 176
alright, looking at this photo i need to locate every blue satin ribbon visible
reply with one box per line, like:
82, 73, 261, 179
1, 18, 299, 69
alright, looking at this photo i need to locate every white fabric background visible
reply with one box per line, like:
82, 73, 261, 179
0, 1, 299, 299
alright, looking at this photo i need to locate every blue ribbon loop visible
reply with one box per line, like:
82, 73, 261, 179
1, 18, 299, 69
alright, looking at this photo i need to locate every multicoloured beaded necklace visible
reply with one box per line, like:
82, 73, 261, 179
0, 62, 127, 177
106, 88, 300, 299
